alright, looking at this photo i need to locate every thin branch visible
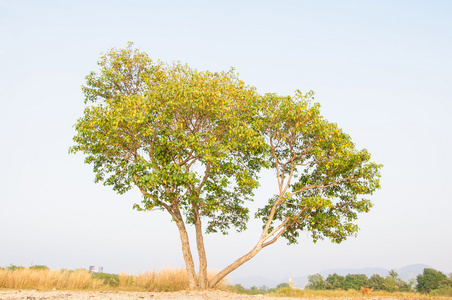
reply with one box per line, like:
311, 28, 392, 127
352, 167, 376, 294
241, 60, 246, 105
178, 149, 196, 166
196, 162, 212, 194
264, 206, 306, 241
260, 194, 285, 239
264, 216, 291, 241
262, 209, 305, 248
186, 155, 203, 170
269, 135, 282, 194
262, 227, 286, 248
287, 175, 355, 199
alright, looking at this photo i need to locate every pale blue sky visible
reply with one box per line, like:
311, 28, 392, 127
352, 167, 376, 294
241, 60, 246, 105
1, 0, 451, 282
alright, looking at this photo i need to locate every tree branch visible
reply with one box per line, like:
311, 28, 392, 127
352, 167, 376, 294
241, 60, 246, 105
196, 162, 211, 194
288, 175, 355, 199
263, 208, 305, 248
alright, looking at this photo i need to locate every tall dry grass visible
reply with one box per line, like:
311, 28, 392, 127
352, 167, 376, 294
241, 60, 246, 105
0, 268, 104, 290
0, 267, 228, 292
118, 267, 229, 292
119, 267, 189, 291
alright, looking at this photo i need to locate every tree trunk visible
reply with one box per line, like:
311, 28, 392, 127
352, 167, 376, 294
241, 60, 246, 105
172, 209, 198, 290
193, 205, 208, 289
208, 198, 288, 288
208, 241, 263, 288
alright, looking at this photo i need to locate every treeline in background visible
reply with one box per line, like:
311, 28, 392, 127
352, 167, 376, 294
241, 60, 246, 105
305, 268, 452, 296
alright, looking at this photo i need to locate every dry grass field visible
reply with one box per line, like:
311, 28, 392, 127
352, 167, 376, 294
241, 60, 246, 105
1, 267, 450, 299
0, 268, 104, 290
0, 267, 227, 292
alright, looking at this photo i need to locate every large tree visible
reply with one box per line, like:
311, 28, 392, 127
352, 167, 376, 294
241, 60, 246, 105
70, 44, 382, 290
416, 268, 448, 293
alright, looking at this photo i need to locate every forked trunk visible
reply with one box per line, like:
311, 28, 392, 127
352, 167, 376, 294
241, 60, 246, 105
208, 200, 290, 288
208, 242, 263, 288
193, 206, 208, 289
172, 209, 198, 290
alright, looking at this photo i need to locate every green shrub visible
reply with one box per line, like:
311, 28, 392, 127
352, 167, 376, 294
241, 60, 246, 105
276, 282, 290, 289
369, 274, 385, 290
226, 284, 270, 295
430, 285, 452, 297
29, 265, 50, 271
92, 272, 119, 286
344, 274, 368, 290
416, 268, 448, 293
306, 274, 325, 290
6, 265, 24, 271
325, 273, 345, 290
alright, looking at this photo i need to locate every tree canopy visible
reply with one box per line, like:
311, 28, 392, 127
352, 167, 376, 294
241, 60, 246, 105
309, 271, 413, 292
70, 43, 382, 290
417, 268, 449, 293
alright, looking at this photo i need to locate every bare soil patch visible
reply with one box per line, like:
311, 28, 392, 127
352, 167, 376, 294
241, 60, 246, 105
0, 289, 287, 300
0, 290, 412, 300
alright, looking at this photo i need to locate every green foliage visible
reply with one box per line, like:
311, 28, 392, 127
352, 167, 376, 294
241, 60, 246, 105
227, 282, 292, 295
343, 274, 368, 290
70, 43, 265, 234
92, 272, 119, 286
310, 271, 414, 293
249, 286, 263, 295
427, 274, 451, 296
369, 274, 385, 290
226, 284, 266, 295
306, 269, 452, 294
307, 274, 325, 290
382, 270, 412, 292
29, 265, 50, 271
265, 283, 291, 294
71, 43, 381, 242
430, 285, 452, 297
325, 273, 345, 290
416, 268, 448, 293
254, 92, 382, 245
70, 44, 382, 286
6, 265, 25, 271
276, 282, 290, 289
226, 284, 247, 294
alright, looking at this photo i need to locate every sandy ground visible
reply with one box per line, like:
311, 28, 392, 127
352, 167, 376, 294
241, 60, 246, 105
0, 289, 299, 300
0, 290, 408, 300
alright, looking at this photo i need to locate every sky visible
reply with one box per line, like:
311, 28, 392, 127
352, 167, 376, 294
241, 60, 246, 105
1, 0, 451, 284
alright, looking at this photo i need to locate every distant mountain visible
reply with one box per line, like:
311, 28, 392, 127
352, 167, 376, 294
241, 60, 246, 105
397, 264, 432, 281
231, 263, 433, 288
